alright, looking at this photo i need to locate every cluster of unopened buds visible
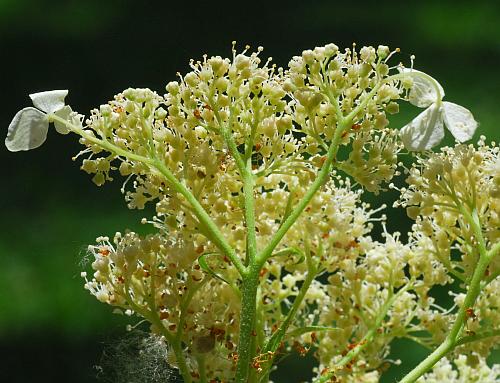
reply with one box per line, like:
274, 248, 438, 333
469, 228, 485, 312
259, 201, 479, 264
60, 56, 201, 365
6, 42, 499, 383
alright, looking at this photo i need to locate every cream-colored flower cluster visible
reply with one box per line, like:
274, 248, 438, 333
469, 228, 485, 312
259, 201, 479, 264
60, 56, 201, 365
313, 233, 418, 381
396, 138, 500, 357
82, 231, 240, 380
286, 45, 405, 193
417, 354, 500, 383
6, 42, 498, 383
400, 138, 499, 281
72, 46, 499, 381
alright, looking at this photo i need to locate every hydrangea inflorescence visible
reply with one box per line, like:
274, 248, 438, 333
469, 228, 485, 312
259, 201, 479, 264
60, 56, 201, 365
6, 43, 499, 383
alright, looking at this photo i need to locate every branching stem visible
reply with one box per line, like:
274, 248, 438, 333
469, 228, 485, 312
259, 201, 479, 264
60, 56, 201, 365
50, 114, 245, 276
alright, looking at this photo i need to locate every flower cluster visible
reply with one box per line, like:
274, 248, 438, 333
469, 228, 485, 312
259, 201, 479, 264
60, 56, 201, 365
418, 354, 500, 383
83, 231, 240, 381
6, 42, 497, 383
395, 138, 500, 357
313, 233, 417, 381
286, 44, 406, 193
399, 138, 500, 279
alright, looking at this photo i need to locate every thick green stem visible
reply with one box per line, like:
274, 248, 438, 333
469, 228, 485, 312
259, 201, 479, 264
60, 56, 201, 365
196, 355, 208, 383
171, 341, 193, 383
234, 264, 261, 383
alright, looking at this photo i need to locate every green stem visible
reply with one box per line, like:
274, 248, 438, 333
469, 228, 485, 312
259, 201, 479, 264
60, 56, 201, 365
171, 341, 193, 383
263, 252, 317, 354
399, 256, 491, 383
156, 158, 246, 275
209, 95, 258, 267
243, 159, 258, 266
234, 263, 261, 383
257, 72, 393, 263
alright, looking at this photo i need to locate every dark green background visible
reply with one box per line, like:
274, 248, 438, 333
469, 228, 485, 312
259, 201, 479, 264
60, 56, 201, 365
1, 1, 499, 381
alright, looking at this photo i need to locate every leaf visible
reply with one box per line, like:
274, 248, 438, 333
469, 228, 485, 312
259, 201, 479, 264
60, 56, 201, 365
401, 69, 444, 108
197, 253, 230, 285
5, 107, 48, 151
29, 90, 68, 114
441, 101, 478, 142
399, 104, 444, 151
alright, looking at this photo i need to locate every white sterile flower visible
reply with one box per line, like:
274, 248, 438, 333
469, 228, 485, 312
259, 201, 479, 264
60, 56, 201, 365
400, 104, 444, 151
399, 69, 478, 151
29, 90, 67, 113
5, 90, 69, 151
404, 69, 445, 108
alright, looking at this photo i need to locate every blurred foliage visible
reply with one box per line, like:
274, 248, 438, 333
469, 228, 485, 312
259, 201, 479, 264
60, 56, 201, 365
0, 0, 499, 382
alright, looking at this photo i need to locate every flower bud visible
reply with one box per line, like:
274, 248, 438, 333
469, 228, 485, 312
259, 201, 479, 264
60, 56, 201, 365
377, 45, 390, 59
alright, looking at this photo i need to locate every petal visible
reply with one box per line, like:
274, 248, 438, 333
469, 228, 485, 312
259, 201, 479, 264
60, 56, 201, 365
52, 105, 72, 134
400, 69, 445, 108
441, 101, 478, 142
5, 107, 49, 151
29, 89, 68, 114
399, 104, 445, 151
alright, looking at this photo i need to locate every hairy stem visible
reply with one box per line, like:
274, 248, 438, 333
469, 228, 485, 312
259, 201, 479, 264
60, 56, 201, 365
234, 263, 261, 383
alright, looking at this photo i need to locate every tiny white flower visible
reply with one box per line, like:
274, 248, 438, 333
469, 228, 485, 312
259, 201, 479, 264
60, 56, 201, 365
399, 69, 478, 151
5, 90, 69, 152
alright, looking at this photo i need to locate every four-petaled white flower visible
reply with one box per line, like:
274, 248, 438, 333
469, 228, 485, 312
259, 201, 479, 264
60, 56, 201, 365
399, 69, 478, 151
5, 90, 71, 152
